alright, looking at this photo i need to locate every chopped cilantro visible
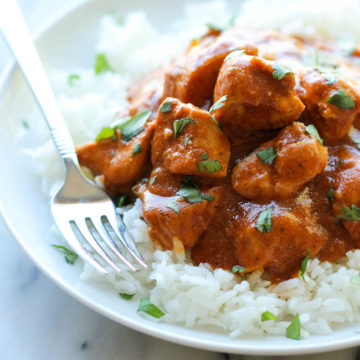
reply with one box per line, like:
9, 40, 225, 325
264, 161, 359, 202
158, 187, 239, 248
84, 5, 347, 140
51, 244, 78, 265
286, 313, 301, 340
117, 194, 127, 208
327, 188, 335, 201
68, 73, 80, 86
256, 207, 273, 233
326, 89, 355, 109
224, 49, 245, 62
149, 176, 157, 185
209, 95, 228, 114
137, 297, 165, 318
21, 120, 29, 129
160, 101, 172, 113
184, 134, 191, 147
300, 251, 310, 280
261, 311, 277, 322
337, 204, 360, 221
201, 194, 215, 202
119, 293, 135, 300
272, 64, 294, 80
132, 143, 142, 156
177, 177, 214, 203
256, 147, 277, 165
305, 124, 323, 145
94, 53, 113, 74
119, 110, 151, 141
95, 127, 115, 142
232, 265, 245, 274
141, 177, 148, 183
173, 117, 196, 138
200, 153, 209, 160
198, 159, 222, 173
167, 202, 180, 214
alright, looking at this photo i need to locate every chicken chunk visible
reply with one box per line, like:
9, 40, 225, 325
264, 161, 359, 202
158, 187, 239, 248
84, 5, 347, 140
330, 146, 360, 245
151, 98, 230, 178
163, 28, 260, 109
233, 200, 325, 282
77, 118, 153, 195
298, 69, 360, 141
139, 167, 223, 250
213, 53, 305, 130
231, 122, 328, 200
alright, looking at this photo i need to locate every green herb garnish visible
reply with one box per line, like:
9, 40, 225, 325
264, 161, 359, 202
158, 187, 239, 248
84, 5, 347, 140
353, 137, 360, 150
132, 143, 142, 156
68, 74, 80, 86
300, 251, 310, 280
256, 147, 277, 165
232, 265, 245, 274
177, 177, 213, 203
286, 313, 301, 340
167, 202, 180, 214
173, 117, 196, 138
119, 110, 151, 141
117, 194, 127, 207
149, 176, 157, 185
94, 53, 113, 74
337, 204, 360, 221
261, 311, 277, 322
209, 95, 228, 114
305, 124, 323, 145
141, 177, 148, 183
184, 134, 191, 147
198, 159, 222, 173
51, 244, 78, 265
326, 89, 355, 109
256, 207, 273, 233
327, 188, 334, 201
272, 64, 294, 80
119, 293, 135, 300
21, 120, 29, 129
96, 127, 115, 142
137, 297, 165, 318
200, 153, 209, 160
160, 101, 172, 113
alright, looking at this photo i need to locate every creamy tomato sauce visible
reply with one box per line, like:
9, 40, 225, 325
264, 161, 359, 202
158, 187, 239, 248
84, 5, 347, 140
77, 27, 360, 283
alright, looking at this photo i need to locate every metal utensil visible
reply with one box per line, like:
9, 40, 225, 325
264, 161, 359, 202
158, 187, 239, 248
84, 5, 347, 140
0, 0, 147, 274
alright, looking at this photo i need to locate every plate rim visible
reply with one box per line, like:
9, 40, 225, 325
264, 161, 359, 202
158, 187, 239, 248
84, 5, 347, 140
1, 0, 360, 355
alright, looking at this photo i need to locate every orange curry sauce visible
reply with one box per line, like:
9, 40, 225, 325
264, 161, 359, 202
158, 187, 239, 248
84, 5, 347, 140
76, 27, 360, 283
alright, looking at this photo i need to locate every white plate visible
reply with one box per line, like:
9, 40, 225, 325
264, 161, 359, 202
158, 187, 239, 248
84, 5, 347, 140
1, 0, 360, 355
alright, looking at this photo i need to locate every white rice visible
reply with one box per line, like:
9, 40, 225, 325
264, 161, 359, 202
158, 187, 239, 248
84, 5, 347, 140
15, 0, 360, 339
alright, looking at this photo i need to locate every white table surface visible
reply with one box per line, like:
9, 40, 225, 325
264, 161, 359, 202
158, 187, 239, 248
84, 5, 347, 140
1, 1, 360, 359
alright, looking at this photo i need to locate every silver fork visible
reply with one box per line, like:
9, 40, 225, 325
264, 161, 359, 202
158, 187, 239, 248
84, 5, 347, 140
0, 0, 147, 274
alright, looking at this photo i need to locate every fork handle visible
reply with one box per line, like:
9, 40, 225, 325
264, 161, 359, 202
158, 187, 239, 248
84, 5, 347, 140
0, 0, 78, 164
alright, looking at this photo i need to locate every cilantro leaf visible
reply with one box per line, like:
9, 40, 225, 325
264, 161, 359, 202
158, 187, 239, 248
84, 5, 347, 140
117, 194, 127, 208
286, 313, 301, 340
173, 118, 196, 138
272, 64, 294, 80
51, 244, 78, 265
94, 53, 113, 74
132, 143, 142, 156
184, 134, 191, 147
160, 101, 172, 113
149, 176, 157, 185
201, 194, 215, 202
68, 74, 80, 86
256, 207, 273, 233
96, 127, 115, 142
198, 159, 222, 173
326, 89, 355, 109
261, 311, 277, 322
167, 202, 180, 214
337, 204, 360, 221
137, 297, 165, 318
305, 124, 323, 145
256, 147, 277, 165
300, 251, 310, 280
232, 265, 245, 274
200, 153, 209, 160
327, 188, 334, 201
119, 293, 135, 300
21, 120, 29, 129
119, 110, 151, 141
177, 180, 203, 203
209, 95, 228, 114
